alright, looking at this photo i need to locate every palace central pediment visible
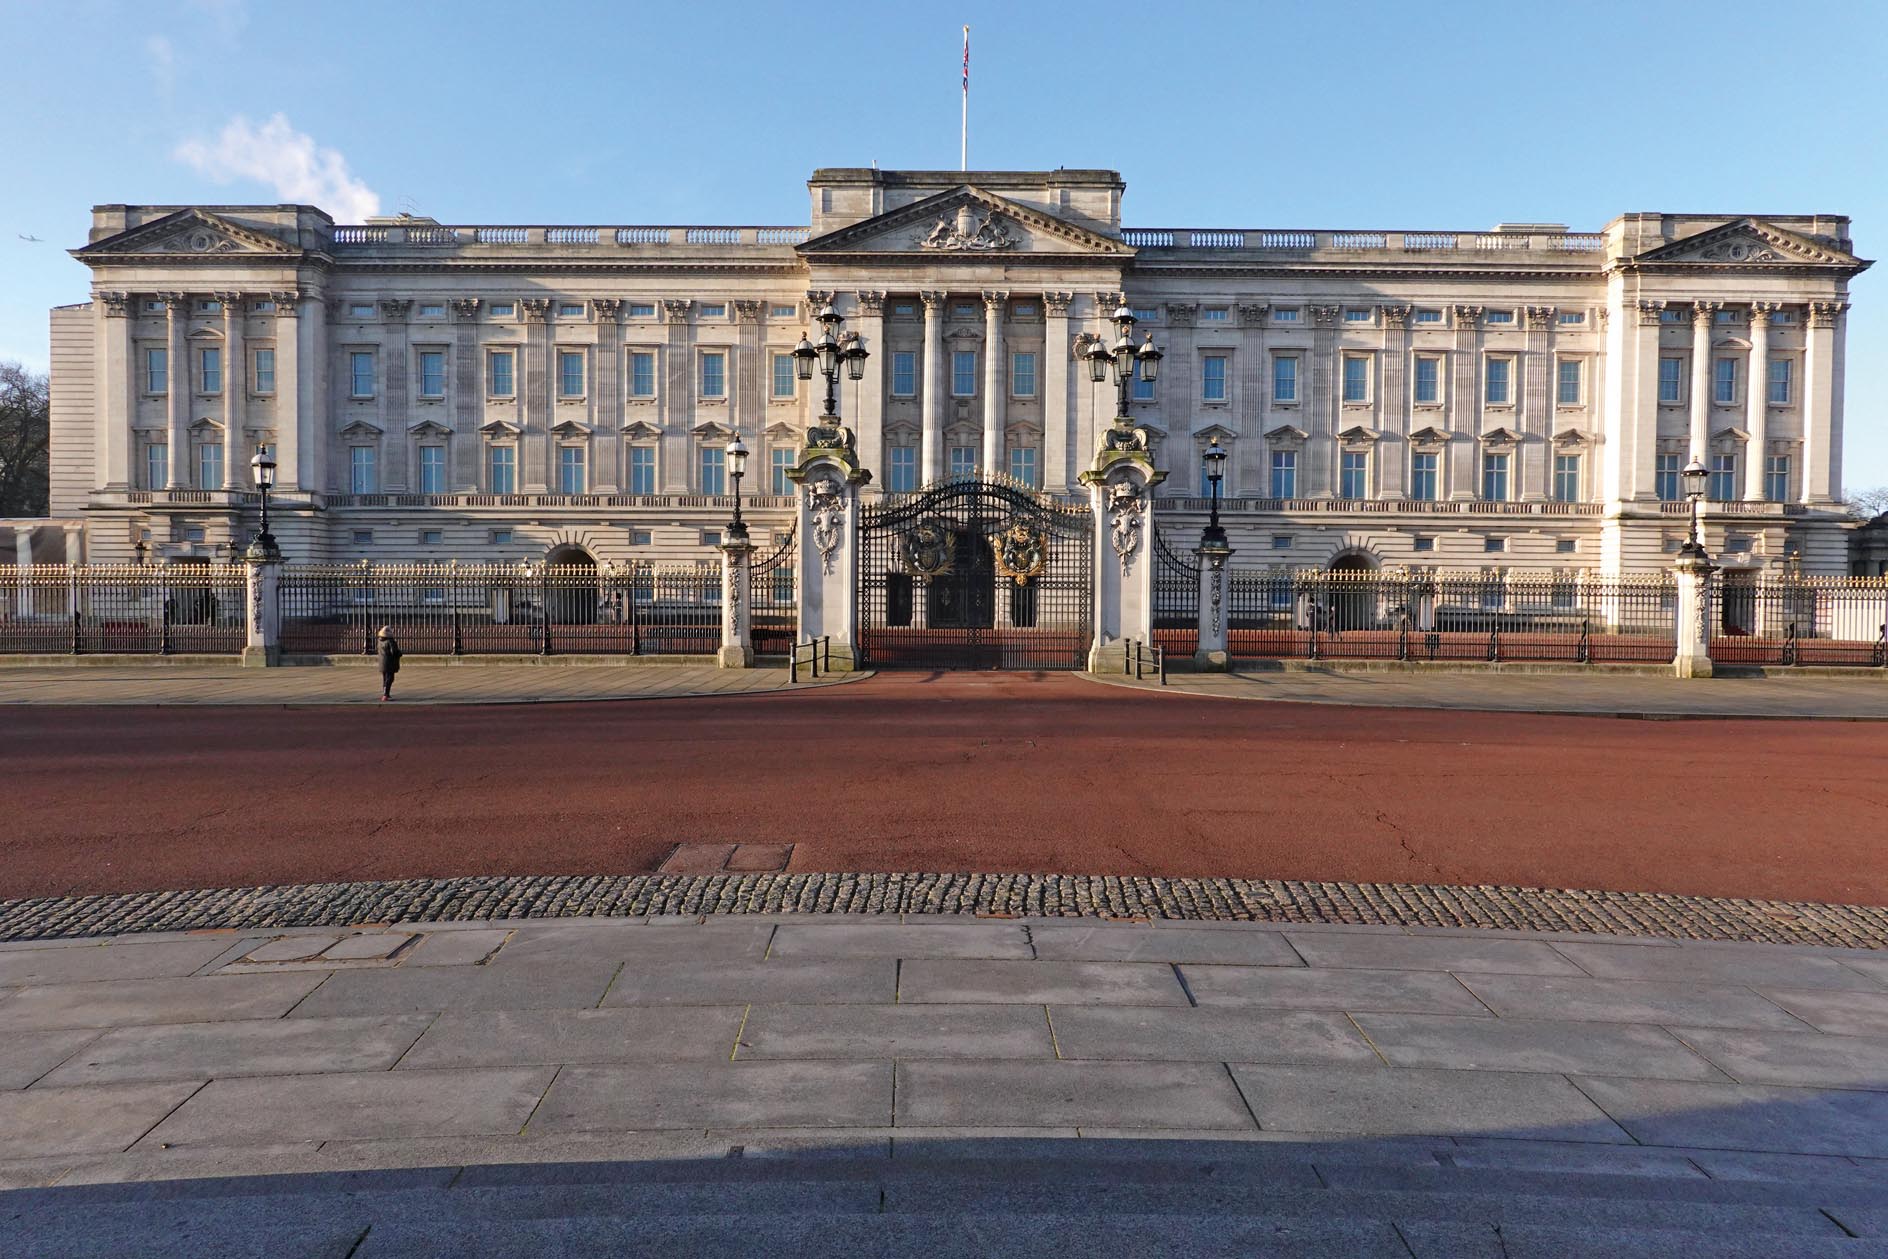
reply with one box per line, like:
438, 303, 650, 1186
1626, 218, 1867, 272
799, 186, 1132, 261
74, 209, 302, 261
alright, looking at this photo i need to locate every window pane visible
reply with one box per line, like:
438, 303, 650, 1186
1656, 453, 1680, 502
1340, 451, 1366, 499
1767, 358, 1791, 404
1342, 356, 1368, 403
350, 446, 377, 494
1273, 357, 1297, 403
1709, 454, 1736, 500
557, 447, 586, 494
629, 351, 655, 397
770, 448, 795, 495
146, 349, 167, 393
488, 447, 515, 493
629, 447, 656, 495
1269, 450, 1296, 498
948, 445, 977, 476
1481, 453, 1508, 501
1011, 352, 1037, 398
1765, 455, 1790, 502
559, 351, 585, 397
1410, 453, 1437, 501
420, 351, 446, 397
1553, 454, 1580, 502
351, 352, 374, 396
888, 446, 917, 493
892, 352, 916, 397
1414, 357, 1439, 404
1202, 356, 1227, 402
699, 445, 726, 494
1485, 358, 1511, 405
253, 348, 275, 393
701, 353, 726, 397
952, 351, 977, 396
419, 446, 445, 494
1713, 358, 1737, 404
197, 442, 222, 489
147, 443, 168, 489
1132, 371, 1155, 401
1556, 359, 1581, 406
489, 352, 514, 396
1008, 446, 1038, 487
1658, 357, 1683, 403
772, 354, 795, 398
200, 348, 221, 394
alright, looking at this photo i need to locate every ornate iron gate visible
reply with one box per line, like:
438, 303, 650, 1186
857, 475, 1094, 670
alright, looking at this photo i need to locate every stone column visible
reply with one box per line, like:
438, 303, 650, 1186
920, 291, 945, 482
1521, 306, 1554, 499
1043, 292, 1073, 492
1745, 303, 1775, 500
1194, 537, 1232, 671
790, 452, 866, 669
379, 299, 411, 491
1237, 303, 1270, 497
1081, 446, 1165, 672
14, 529, 33, 616
594, 299, 623, 493
1673, 550, 1715, 679
717, 535, 755, 668
852, 291, 887, 485
1803, 300, 1847, 504
1688, 300, 1718, 464
450, 298, 481, 490
219, 292, 245, 489
661, 300, 692, 492
1377, 306, 1408, 497
272, 291, 302, 493
164, 293, 188, 488
97, 291, 132, 491
1307, 305, 1340, 497
1449, 306, 1482, 498
242, 547, 282, 668
520, 298, 550, 492
981, 290, 1007, 473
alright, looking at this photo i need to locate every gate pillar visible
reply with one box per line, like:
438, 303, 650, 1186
1674, 550, 1716, 679
1195, 539, 1233, 671
788, 441, 870, 670
717, 536, 755, 668
1080, 427, 1166, 673
242, 535, 282, 668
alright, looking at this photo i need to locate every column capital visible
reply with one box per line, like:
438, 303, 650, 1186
161, 292, 190, 314
380, 298, 412, 320
1809, 299, 1849, 328
1091, 290, 1124, 317
1450, 304, 1483, 329
213, 291, 245, 309
854, 290, 887, 316
804, 288, 836, 312
1636, 300, 1665, 326
1691, 299, 1720, 324
659, 298, 691, 324
919, 291, 946, 313
97, 291, 131, 317
270, 290, 302, 314
1043, 291, 1074, 317
981, 289, 1009, 312
732, 299, 764, 323
1748, 301, 1781, 325
450, 297, 483, 321
1166, 303, 1198, 328
1524, 305, 1555, 330
1379, 304, 1409, 329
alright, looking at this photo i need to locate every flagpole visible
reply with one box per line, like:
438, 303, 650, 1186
961, 25, 969, 171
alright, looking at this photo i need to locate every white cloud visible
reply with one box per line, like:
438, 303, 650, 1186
173, 114, 381, 221
145, 35, 176, 100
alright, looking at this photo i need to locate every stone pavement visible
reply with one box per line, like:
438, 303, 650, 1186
3, 915, 1888, 1256
0, 662, 858, 706
1092, 665, 1888, 719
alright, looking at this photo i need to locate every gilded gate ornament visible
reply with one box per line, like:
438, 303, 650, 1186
1107, 480, 1145, 574
903, 523, 955, 577
992, 524, 1049, 586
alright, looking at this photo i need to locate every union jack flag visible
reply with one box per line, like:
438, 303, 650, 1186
962, 27, 969, 92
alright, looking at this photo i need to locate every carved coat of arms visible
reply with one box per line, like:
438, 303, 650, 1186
918, 211, 1017, 252
903, 523, 955, 577
992, 524, 1048, 586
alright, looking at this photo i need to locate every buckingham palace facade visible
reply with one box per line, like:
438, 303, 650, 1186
43, 166, 1868, 574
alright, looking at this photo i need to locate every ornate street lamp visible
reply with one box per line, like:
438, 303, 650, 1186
793, 303, 869, 454
1681, 456, 1709, 555
725, 434, 750, 542
1087, 302, 1163, 452
247, 446, 280, 560
1201, 436, 1228, 547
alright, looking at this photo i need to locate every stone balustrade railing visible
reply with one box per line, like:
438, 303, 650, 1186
1119, 228, 1607, 255
328, 225, 813, 249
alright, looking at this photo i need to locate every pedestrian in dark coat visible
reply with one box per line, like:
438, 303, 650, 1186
376, 625, 402, 701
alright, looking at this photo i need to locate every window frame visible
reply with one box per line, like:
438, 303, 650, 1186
556, 348, 587, 400
698, 443, 727, 494
144, 347, 168, 395
1272, 355, 1298, 405
1708, 453, 1737, 501
891, 351, 917, 398
556, 444, 587, 494
1483, 355, 1514, 407
487, 444, 517, 494
196, 440, 223, 491
1712, 356, 1739, 406
1269, 449, 1297, 499
628, 350, 657, 399
887, 445, 918, 493
947, 445, 978, 477
699, 350, 728, 400
950, 350, 978, 398
770, 447, 796, 496
1412, 353, 1443, 406
1409, 451, 1439, 502
1552, 453, 1581, 503
417, 349, 448, 400
487, 349, 516, 398
1767, 357, 1793, 405
1007, 445, 1039, 488
771, 352, 797, 400
627, 445, 657, 495
1658, 356, 1684, 405
1655, 452, 1681, 502
1010, 351, 1038, 400
1764, 454, 1791, 502
1340, 353, 1371, 404
1339, 449, 1369, 500
1481, 451, 1511, 502
349, 444, 378, 495
349, 350, 376, 399
199, 346, 222, 396
1555, 356, 1584, 407
251, 347, 275, 396
1201, 354, 1229, 403
418, 444, 446, 495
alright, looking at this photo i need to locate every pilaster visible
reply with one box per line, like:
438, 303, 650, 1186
1043, 292, 1073, 492
661, 299, 691, 493
1520, 305, 1553, 499
1378, 305, 1408, 497
920, 291, 945, 482
1448, 305, 1481, 499
520, 298, 549, 492
1804, 300, 1846, 503
380, 299, 411, 491
450, 298, 481, 491
981, 290, 1007, 472
717, 537, 755, 668
163, 293, 187, 488
593, 299, 623, 493
1745, 303, 1775, 501
853, 291, 887, 485
219, 292, 245, 489
98, 291, 131, 491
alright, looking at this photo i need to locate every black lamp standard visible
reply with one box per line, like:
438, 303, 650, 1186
1681, 456, 1710, 555
725, 435, 749, 542
1084, 303, 1163, 448
1201, 436, 1228, 547
247, 446, 280, 560
792, 303, 869, 446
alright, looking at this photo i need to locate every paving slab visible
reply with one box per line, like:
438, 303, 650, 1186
320, 932, 415, 962
397, 1006, 745, 1070
897, 960, 1189, 1005
1028, 925, 1303, 966
0, 1028, 98, 1089
532, 1061, 892, 1131
0, 973, 327, 1030
1286, 933, 1586, 976
1397, 1221, 1864, 1259
1182, 965, 1489, 1015
398, 929, 513, 967
1229, 1063, 1632, 1143
767, 923, 1031, 960
895, 1060, 1255, 1130
736, 1003, 1053, 1060
1840, 953, 1888, 986
1352, 1013, 1725, 1080
37, 1015, 434, 1087
1759, 986, 1888, 1037
0, 1081, 201, 1158
1047, 1006, 1379, 1065
1671, 1025, 1888, 1090
288, 961, 621, 1018
1444, 1137, 1709, 1179
0, 938, 239, 987
1459, 973, 1810, 1030
493, 920, 774, 967
143, 1067, 555, 1147
1572, 1075, 1888, 1158
599, 958, 895, 1006
236, 935, 345, 964
1553, 939, 1888, 990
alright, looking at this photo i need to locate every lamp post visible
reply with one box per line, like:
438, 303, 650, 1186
247, 446, 279, 561
1201, 436, 1228, 547
1085, 303, 1163, 450
1681, 456, 1709, 556
725, 435, 749, 542
792, 303, 868, 452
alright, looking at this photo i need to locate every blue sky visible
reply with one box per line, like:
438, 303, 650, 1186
3, 0, 1884, 489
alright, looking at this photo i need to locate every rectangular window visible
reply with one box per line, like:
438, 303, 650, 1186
421, 529, 443, 545
888, 446, 917, 493
1414, 308, 1443, 324
1202, 355, 1228, 402
1656, 452, 1681, 502
1273, 356, 1298, 403
419, 350, 446, 398
629, 529, 651, 546
1552, 454, 1581, 502
1484, 357, 1512, 405
1715, 309, 1737, 325
487, 446, 516, 494
348, 303, 374, 319
349, 445, 377, 494
951, 350, 977, 397
558, 350, 585, 398
1660, 308, 1684, 323
1767, 358, 1792, 404
699, 445, 726, 494
770, 448, 795, 496
698, 303, 726, 319
1339, 450, 1367, 500
702, 529, 722, 548
418, 303, 445, 319
891, 351, 917, 397
351, 529, 372, 545
1658, 357, 1684, 404
628, 447, 656, 494
952, 302, 976, 318
557, 446, 586, 494
199, 347, 221, 395
624, 302, 654, 318
1765, 454, 1790, 502
1556, 358, 1582, 406
488, 350, 515, 397
558, 303, 585, 318
1709, 453, 1737, 500
145, 348, 167, 393
1271, 535, 1293, 550
1341, 355, 1369, 403
770, 304, 797, 318
948, 445, 977, 477
1011, 352, 1037, 398
1484, 536, 1507, 552
1270, 450, 1297, 499
700, 352, 726, 398
491, 528, 513, 545
488, 303, 516, 318
1558, 310, 1585, 325
1485, 310, 1515, 325
1713, 357, 1737, 405
1481, 452, 1510, 501
1273, 307, 1300, 323
1413, 535, 1435, 552
252, 348, 275, 394
892, 302, 916, 317
350, 351, 375, 398
771, 353, 796, 399
1132, 370, 1154, 401
1202, 308, 1230, 322
199, 299, 221, 313
1410, 452, 1438, 501
1413, 355, 1440, 404
197, 442, 222, 490
145, 443, 167, 489
1344, 308, 1372, 323
419, 445, 445, 494
629, 351, 655, 397
1008, 446, 1038, 487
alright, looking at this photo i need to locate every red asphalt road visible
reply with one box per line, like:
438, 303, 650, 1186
3, 673, 1886, 905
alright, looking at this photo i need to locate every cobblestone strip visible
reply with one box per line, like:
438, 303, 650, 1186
2, 874, 1885, 949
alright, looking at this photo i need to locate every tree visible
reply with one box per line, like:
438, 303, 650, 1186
0, 362, 50, 517
1850, 486, 1888, 521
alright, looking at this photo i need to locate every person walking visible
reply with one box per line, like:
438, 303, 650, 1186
376, 625, 402, 701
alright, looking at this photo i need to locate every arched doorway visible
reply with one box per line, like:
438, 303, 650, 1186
1325, 553, 1379, 635
544, 545, 599, 626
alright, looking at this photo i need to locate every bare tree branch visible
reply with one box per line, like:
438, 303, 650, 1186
0, 362, 51, 517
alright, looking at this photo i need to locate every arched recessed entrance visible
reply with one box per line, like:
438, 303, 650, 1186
544, 545, 599, 625
1324, 553, 1380, 635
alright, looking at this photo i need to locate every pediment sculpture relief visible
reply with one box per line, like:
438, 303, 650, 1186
917, 209, 1017, 252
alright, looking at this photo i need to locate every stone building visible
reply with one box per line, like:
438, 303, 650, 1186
44, 167, 1869, 573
